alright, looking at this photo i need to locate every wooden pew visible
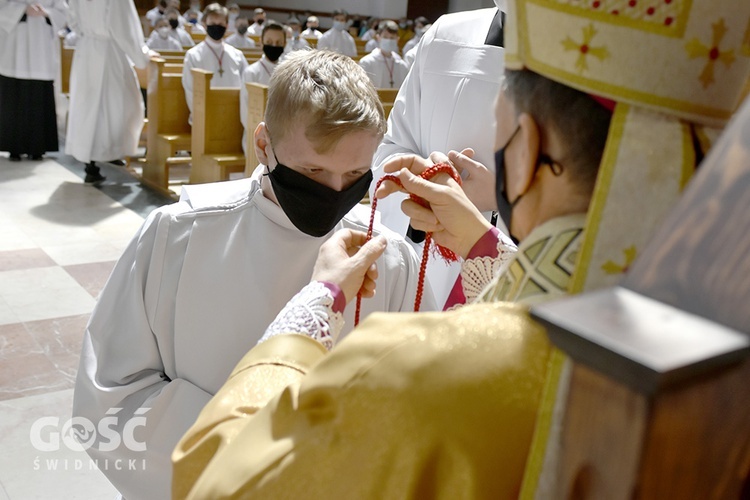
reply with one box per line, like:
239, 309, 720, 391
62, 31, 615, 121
377, 88, 399, 119
60, 36, 73, 95
243, 82, 269, 177
303, 37, 318, 49
189, 68, 246, 184
144, 58, 191, 196
354, 37, 367, 54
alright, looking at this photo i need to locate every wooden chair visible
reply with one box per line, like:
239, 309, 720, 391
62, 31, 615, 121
144, 58, 191, 196
189, 68, 245, 184
529, 101, 750, 499
243, 82, 268, 177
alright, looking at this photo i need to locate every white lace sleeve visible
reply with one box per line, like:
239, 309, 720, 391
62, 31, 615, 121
460, 234, 517, 304
258, 282, 345, 350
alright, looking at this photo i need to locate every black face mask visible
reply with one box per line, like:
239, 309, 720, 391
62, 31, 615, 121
238, 25, 248, 35
206, 24, 226, 41
263, 44, 284, 62
266, 153, 373, 237
168, 18, 179, 29
494, 126, 522, 245
257, 18, 265, 25
495, 125, 564, 245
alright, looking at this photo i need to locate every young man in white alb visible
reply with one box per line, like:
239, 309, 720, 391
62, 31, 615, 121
359, 21, 409, 89
317, 9, 356, 57
182, 3, 248, 124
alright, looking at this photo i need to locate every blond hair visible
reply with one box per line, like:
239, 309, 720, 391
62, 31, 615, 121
202, 3, 227, 22
265, 50, 386, 153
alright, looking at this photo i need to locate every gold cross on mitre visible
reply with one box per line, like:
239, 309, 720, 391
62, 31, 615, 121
685, 18, 736, 89
561, 23, 610, 74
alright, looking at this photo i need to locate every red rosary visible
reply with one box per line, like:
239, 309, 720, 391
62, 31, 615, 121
354, 163, 462, 325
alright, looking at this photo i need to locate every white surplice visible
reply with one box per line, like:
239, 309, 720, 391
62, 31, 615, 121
65, 0, 149, 163
359, 48, 410, 89
317, 27, 356, 56
73, 174, 434, 500
370, 8, 505, 308
0, 0, 68, 81
146, 30, 182, 51
225, 31, 256, 49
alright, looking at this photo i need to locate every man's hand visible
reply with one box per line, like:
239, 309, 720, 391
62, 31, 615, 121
429, 149, 498, 212
26, 4, 47, 16
376, 155, 492, 259
311, 229, 387, 303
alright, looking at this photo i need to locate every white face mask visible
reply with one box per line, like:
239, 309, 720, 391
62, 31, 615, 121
379, 38, 399, 54
332, 20, 346, 31
415, 27, 425, 37
157, 26, 170, 38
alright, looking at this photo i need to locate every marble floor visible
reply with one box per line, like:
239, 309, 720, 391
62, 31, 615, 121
0, 153, 173, 499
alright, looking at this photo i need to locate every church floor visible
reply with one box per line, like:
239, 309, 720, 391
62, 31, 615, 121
0, 152, 173, 499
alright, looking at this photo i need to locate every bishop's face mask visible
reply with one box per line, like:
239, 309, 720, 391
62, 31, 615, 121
494, 126, 522, 244
265, 145, 373, 237
494, 124, 564, 244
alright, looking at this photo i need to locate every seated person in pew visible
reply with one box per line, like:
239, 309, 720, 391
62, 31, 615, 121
240, 21, 285, 143
402, 16, 430, 54
165, 6, 194, 47
145, 0, 167, 27
301, 15, 323, 39
73, 48, 433, 500
226, 3, 240, 32
185, 8, 206, 34
182, 3, 247, 124
359, 20, 409, 89
169, 0, 750, 497
146, 17, 182, 51
224, 15, 256, 49
247, 7, 266, 36
317, 9, 357, 57
284, 17, 310, 53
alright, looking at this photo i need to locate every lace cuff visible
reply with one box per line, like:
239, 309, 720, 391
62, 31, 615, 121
258, 282, 345, 350
460, 228, 517, 304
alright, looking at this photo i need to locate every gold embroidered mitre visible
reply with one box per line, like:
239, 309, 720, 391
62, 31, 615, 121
504, 0, 750, 127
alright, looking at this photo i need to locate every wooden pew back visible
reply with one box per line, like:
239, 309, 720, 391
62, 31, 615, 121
377, 88, 399, 119
190, 68, 245, 184
143, 58, 191, 194
244, 82, 269, 177
60, 36, 73, 94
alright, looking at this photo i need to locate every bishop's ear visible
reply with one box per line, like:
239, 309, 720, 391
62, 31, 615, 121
254, 122, 271, 166
507, 112, 542, 198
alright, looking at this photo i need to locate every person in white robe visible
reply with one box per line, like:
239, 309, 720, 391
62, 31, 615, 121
402, 17, 430, 55
284, 17, 309, 53
301, 15, 322, 39
224, 16, 256, 49
360, 17, 379, 41
0, 0, 67, 161
239, 22, 284, 139
184, 9, 205, 34
359, 22, 409, 90
317, 9, 356, 57
65, 0, 154, 183
164, 7, 193, 47
370, 6, 505, 308
182, 4, 247, 125
145, 0, 166, 27
147, 17, 182, 51
226, 3, 240, 32
73, 49, 433, 500
403, 43, 417, 68
247, 7, 265, 36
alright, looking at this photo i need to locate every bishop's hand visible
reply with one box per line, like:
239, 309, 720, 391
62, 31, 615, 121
377, 155, 492, 259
